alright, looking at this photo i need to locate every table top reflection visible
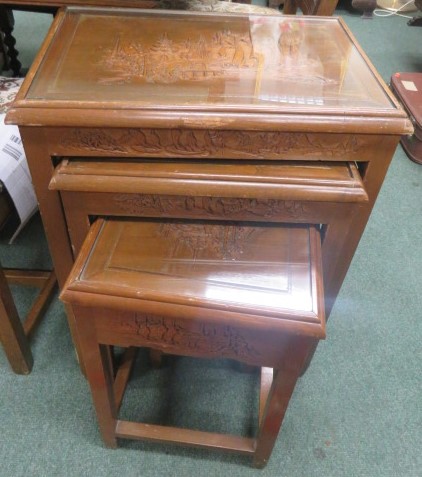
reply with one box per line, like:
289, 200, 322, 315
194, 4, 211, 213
26, 9, 394, 112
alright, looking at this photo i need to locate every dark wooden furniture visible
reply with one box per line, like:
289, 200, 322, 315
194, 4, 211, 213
6, 8, 411, 372
391, 72, 422, 165
61, 218, 325, 467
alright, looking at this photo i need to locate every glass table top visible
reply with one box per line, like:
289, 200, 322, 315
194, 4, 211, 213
25, 9, 395, 112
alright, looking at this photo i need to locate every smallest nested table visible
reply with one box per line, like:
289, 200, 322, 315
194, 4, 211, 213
62, 218, 325, 467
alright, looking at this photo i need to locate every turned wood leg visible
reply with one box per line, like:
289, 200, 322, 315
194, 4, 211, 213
0, 7, 21, 76
73, 304, 117, 448
253, 338, 314, 468
0, 266, 33, 374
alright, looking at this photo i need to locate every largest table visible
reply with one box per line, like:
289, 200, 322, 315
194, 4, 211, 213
6, 8, 411, 369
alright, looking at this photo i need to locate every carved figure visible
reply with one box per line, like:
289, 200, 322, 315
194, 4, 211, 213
278, 21, 303, 59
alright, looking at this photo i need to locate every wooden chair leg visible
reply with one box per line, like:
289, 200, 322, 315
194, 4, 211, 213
73, 304, 118, 448
253, 339, 315, 468
0, 266, 33, 374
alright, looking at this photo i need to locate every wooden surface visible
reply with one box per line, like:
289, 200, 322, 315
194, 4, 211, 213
6, 8, 412, 371
62, 218, 324, 466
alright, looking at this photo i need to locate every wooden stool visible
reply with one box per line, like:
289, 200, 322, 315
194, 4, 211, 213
61, 218, 325, 468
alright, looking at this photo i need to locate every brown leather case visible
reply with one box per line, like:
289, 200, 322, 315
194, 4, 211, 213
391, 72, 422, 164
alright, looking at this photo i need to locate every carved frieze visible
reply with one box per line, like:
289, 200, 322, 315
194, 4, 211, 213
59, 128, 364, 159
123, 315, 260, 361
113, 195, 308, 219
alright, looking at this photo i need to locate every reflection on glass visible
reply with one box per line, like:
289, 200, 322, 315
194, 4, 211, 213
27, 11, 394, 110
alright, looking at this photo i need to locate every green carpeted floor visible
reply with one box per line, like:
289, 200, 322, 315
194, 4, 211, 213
1, 5, 421, 477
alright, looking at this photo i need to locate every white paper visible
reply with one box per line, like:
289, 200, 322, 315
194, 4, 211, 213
0, 114, 38, 242
401, 80, 418, 92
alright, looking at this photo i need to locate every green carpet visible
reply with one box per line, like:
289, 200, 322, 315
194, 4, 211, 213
1, 5, 421, 477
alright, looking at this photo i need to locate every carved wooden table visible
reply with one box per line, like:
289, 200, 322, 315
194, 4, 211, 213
61, 218, 325, 467
6, 8, 411, 371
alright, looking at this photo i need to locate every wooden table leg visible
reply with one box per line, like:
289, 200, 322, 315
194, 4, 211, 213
19, 127, 86, 374
114, 346, 138, 411
323, 146, 398, 320
253, 338, 314, 468
73, 304, 117, 447
301, 144, 398, 376
0, 265, 33, 374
